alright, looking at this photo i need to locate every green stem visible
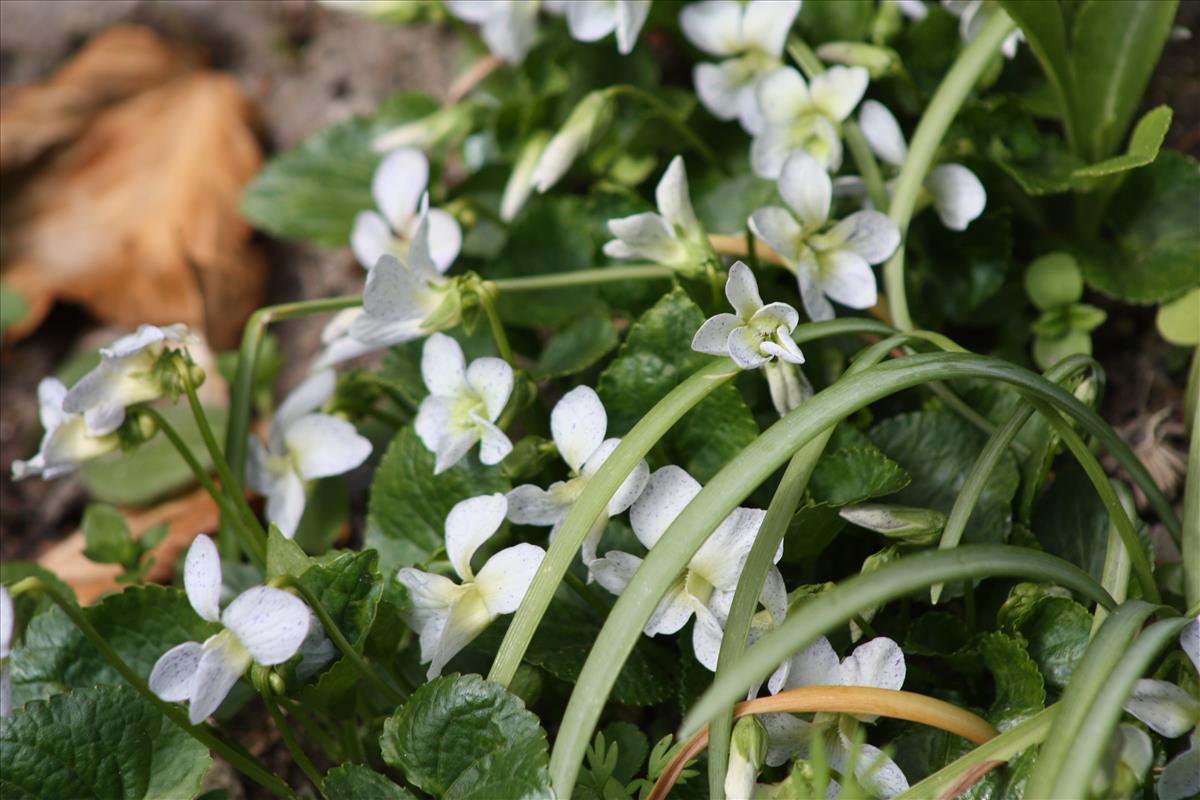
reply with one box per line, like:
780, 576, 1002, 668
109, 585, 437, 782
1184, 346, 1200, 609
931, 355, 1096, 602
707, 435, 830, 800
492, 264, 675, 292
226, 297, 364, 486
280, 578, 406, 707
784, 38, 890, 213
897, 706, 1056, 799
552, 351, 1141, 795
487, 319, 896, 689
261, 686, 324, 792
488, 359, 739, 688
605, 85, 723, 168
882, 9, 1017, 330
12, 578, 295, 800
563, 569, 610, 617
1048, 614, 1190, 799
179, 366, 267, 549
477, 284, 513, 364
1024, 601, 1160, 799
141, 407, 266, 568
283, 700, 343, 761
1026, 398, 1160, 604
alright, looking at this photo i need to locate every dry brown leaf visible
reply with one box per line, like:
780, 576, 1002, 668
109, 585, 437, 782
0, 25, 193, 171
2, 71, 266, 347
37, 486, 220, 604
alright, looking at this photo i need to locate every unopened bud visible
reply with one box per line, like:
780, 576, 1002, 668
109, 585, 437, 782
188, 364, 207, 389
839, 504, 945, 544
725, 716, 767, 800
269, 671, 287, 696
136, 412, 158, 441
531, 90, 613, 193
816, 42, 899, 78
502, 131, 551, 222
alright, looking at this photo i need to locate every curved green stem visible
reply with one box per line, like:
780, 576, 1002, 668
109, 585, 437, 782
260, 684, 324, 793
1092, 482, 1136, 636
279, 577, 406, 707
897, 706, 1056, 800
140, 407, 265, 568
1026, 397, 1160, 604
487, 319, 896, 688
492, 264, 676, 292
226, 296, 363, 485
1023, 600, 1161, 799
476, 286, 512, 364
882, 9, 1017, 330
1047, 615, 1190, 799
11, 578, 296, 800
605, 85, 722, 168
179, 366, 267, 548
551, 351, 1145, 796
931, 354, 1097, 602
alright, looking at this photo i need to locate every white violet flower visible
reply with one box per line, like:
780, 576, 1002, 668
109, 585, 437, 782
506, 386, 649, 566
444, 0, 541, 64
555, 0, 652, 55
857, 100, 986, 231
591, 465, 785, 670
342, 200, 460, 358
679, 0, 802, 134
750, 152, 900, 321
1, 586, 13, 718
764, 636, 910, 798
692, 261, 805, 369
11, 378, 120, 481
150, 535, 315, 724
415, 333, 514, 474
396, 494, 545, 678
751, 65, 870, 178
247, 370, 372, 539
63, 324, 190, 436
352, 148, 462, 273
603, 156, 710, 269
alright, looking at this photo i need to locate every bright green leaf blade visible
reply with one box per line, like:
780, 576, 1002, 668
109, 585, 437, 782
809, 445, 911, 506
950, 632, 1046, 728
1069, 0, 1176, 162
299, 550, 383, 651
998, 1, 1076, 146
324, 764, 417, 799
681, 546, 1113, 740
1072, 105, 1172, 178
380, 673, 553, 800
0, 684, 211, 800
81, 503, 137, 567
240, 92, 439, 247
1007, 595, 1092, 691
266, 525, 313, 579
1156, 287, 1200, 346
9, 585, 219, 711
366, 426, 510, 574
1024, 252, 1083, 310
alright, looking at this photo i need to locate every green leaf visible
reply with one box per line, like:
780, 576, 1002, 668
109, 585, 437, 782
1031, 460, 1109, 581
809, 446, 910, 506
950, 632, 1046, 728
868, 410, 1020, 545
694, 172, 777, 235
293, 478, 349, 555
0, 685, 211, 800
80, 405, 228, 507
266, 525, 313, 579
601, 722, 649, 784
910, 210, 1011, 324
367, 427, 510, 573
1069, 1, 1176, 162
10, 586, 219, 711
1075, 151, 1200, 304
380, 673, 553, 800
598, 288, 759, 482
81, 503, 137, 567
324, 765, 417, 800
241, 92, 439, 246
532, 310, 621, 379
300, 550, 383, 651
0, 281, 28, 342
1072, 105, 1172, 178
999, 2, 1073, 136
1157, 287, 1200, 346
799, 0, 874, 44
1007, 595, 1091, 691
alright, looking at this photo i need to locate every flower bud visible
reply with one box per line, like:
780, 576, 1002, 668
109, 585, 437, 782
838, 504, 945, 544
816, 42, 900, 78
764, 361, 813, 416
372, 103, 476, 153
502, 131, 551, 222
725, 716, 767, 800
532, 90, 613, 193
